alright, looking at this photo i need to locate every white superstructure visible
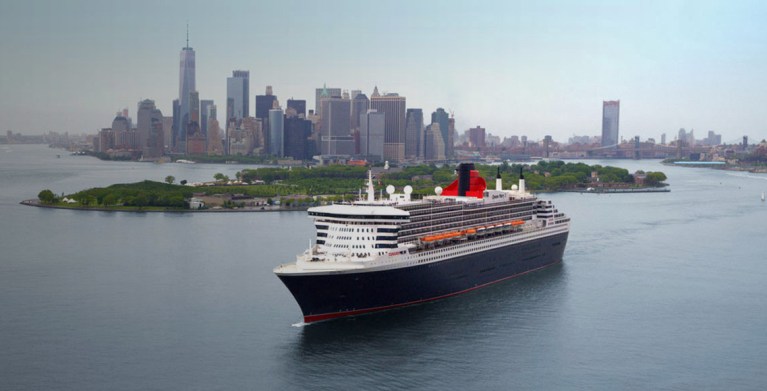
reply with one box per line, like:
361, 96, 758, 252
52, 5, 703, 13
274, 169, 570, 275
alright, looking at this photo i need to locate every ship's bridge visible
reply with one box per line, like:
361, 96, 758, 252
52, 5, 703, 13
308, 204, 409, 222
308, 204, 410, 260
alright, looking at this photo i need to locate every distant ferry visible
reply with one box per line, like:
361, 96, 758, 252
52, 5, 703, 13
175, 159, 196, 164
274, 163, 570, 323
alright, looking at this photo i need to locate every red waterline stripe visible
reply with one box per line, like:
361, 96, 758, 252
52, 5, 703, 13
303, 260, 562, 323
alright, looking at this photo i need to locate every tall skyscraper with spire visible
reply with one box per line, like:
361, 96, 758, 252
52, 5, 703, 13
176, 25, 196, 152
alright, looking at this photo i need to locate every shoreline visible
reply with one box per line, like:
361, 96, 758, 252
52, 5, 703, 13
19, 199, 308, 213
663, 162, 767, 174
20, 185, 669, 212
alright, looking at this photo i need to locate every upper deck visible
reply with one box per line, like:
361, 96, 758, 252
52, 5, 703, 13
275, 164, 569, 274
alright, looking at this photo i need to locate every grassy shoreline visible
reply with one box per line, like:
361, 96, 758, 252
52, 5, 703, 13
27, 161, 668, 212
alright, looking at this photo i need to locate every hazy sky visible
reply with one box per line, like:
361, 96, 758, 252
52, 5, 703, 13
1, 0, 765, 142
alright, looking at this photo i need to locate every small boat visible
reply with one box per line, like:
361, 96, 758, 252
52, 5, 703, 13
762, 192, 765, 202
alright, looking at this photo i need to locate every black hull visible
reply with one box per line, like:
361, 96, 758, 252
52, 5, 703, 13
278, 232, 569, 323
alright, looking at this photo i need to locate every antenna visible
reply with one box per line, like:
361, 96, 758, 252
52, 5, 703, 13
186, 22, 189, 48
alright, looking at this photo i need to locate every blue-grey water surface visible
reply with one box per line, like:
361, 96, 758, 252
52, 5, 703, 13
1, 145, 765, 390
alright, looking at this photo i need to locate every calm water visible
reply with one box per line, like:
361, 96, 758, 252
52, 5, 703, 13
1, 145, 765, 390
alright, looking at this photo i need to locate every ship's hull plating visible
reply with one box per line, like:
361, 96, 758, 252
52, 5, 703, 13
278, 231, 569, 323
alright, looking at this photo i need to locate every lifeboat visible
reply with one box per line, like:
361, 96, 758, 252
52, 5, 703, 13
422, 230, 462, 243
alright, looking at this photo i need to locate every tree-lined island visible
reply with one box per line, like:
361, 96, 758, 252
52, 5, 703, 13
27, 161, 668, 212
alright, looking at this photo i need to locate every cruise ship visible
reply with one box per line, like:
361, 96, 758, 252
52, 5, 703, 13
274, 163, 570, 323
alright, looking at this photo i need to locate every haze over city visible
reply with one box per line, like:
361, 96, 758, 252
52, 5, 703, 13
1, 0, 765, 142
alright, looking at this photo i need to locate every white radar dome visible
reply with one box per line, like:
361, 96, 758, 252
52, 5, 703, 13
511, 184, 518, 190
386, 185, 395, 195
435, 186, 443, 196
403, 185, 413, 195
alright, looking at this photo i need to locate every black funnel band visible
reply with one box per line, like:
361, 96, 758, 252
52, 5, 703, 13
458, 163, 475, 197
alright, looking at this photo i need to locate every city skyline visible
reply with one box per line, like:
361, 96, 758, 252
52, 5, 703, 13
1, 1, 766, 143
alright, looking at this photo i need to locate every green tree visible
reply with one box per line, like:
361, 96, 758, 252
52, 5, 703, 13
214, 173, 229, 183
645, 172, 668, 186
134, 193, 148, 209
38, 189, 56, 204
165, 175, 175, 184
103, 193, 118, 206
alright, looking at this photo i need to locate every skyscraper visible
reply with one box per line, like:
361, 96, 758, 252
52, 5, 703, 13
601, 100, 620, 147
269, 104, 284, 157
186, 91, 207, 155
284, 115, 312, 161
206, 105, 224, 156
359, 109, 385, 161
200, 99, 214, 136
370, 89, 406, 162
256, 86, 277, 122
351, 93, 370, 132
315, 85, 342, 114
287, 99, 306, 117
188, 91, 200, 135
468, 126, 486, 149
177, 28, 196, 152
424, 123, 445, 161
431, 108, 450, 159
320, 95, 353, 155
226, 70, 249, 125
172, 99, 180, 148
255, 86, 277, 149
137, 99, 163, 159
405, 108, 423, 159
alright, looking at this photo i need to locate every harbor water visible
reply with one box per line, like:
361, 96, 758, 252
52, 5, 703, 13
1, 145, 765, 390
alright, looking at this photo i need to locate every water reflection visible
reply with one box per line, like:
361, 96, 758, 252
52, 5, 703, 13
283, 263, 568, 385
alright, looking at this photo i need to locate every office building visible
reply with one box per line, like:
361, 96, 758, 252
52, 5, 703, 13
424, 123, 445, 161
359, 109, 385, 161
241, 116, 262, 155
200, 99, 214, 136
176, 30, 196, 152
256, 86, 277, 120
186, 91, 207, 154
162, 116, 173, 151
351, 93, 370, 132
137, 99, 164, 159
601, 100, 620, 147
315, 85, 342, 114
171, 99, 180, 149
226, 70, 249, 125
405, 108, 423, 159
284, 115, 313, 161
320, 96, 353, 155
287, 99, 306, 117
431, 108, 451, 159
206, 107, 224, 156
269, 105, 284, 157
370, 89, 406, 162
468, 126, 486, 149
